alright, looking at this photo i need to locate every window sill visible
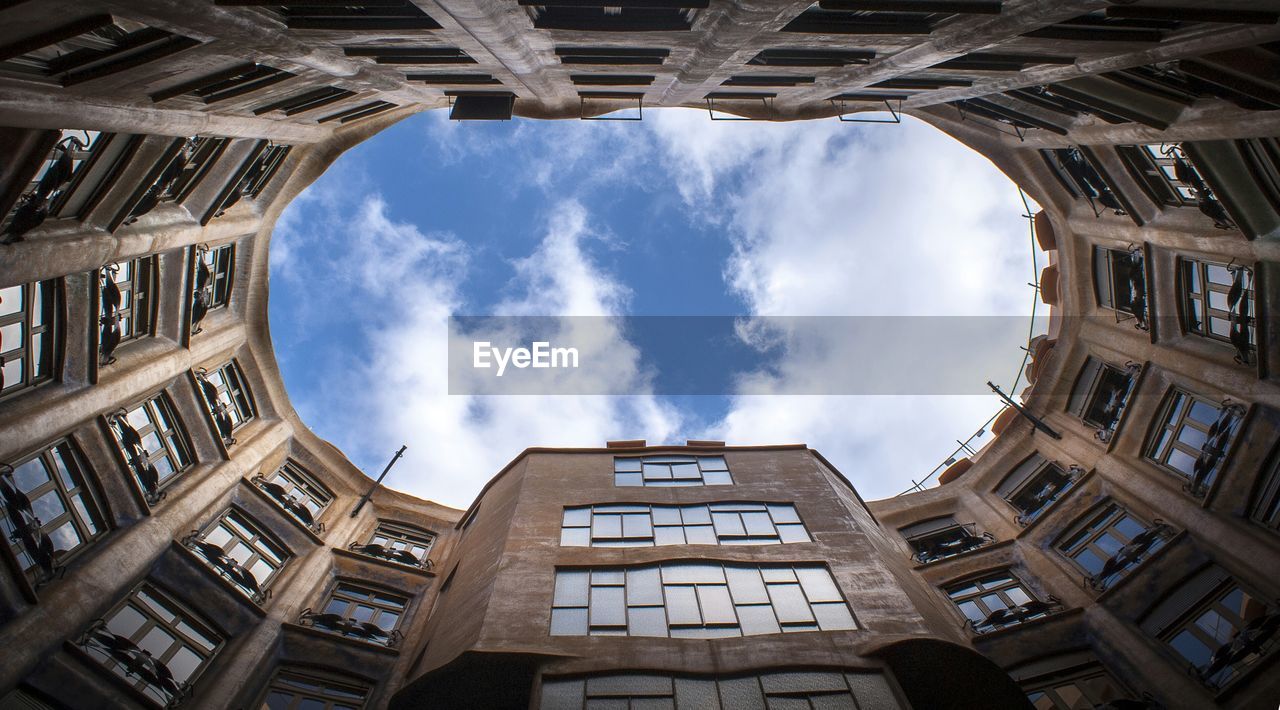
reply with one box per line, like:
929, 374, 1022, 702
241, 476, 327, 545
62, 641, 179, 709
281, 621, 401, 657
332, 547, 436, 578
171, 540, 268, 617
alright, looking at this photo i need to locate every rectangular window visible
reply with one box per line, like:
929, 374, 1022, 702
190, 243, 234, 334
150, 62, 295, 104
1117, 144, 1196, 207
900, 518, 993, 564
1249, 451, 1280, 532
999, 456, 1080, 526
254, 461, 332, 531
259, 669, 370, 710
186, 508, 287, 602
614, 455, 732, 487
110, 393, 192, 505
1179, 258, 1255, 364
303, 583, 408, 647
77, 584, 221, 706
98, 257, 156, 365
351, 521, 436, 569
1057, 504, 1171, 591
1041, 148, 1127, 217
1146, 389, 1244, 497
344, 46, 475, 65
561, 502, 809, 547
524, 2, 704, 31
0, 17, 198, 87
748, 48, 874, 67
550, 562, 856, 638
782, 3, 997, 34
196, 360, 255, 445
947, 572, 1058, 634
1093, 246, 1148, 328
265, 1, 441, 30
1, 128, 103, 239
0, 440, 106, 583
541, 670, 904, 709
554, 47, 669, 65
1021, 662, 1133, 709
1067, 357, 1139, 441
1160, 579, 1279, 689
0, 280, 59, 398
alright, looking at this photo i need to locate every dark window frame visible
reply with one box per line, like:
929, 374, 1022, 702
0, 279, 60, 400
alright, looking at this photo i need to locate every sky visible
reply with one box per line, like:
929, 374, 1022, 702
268, 108, 1048, 508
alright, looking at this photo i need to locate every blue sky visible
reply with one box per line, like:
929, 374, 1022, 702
269, 109, 1046, 508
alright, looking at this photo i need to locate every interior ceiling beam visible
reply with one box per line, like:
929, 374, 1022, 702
903, 21, 1280, 109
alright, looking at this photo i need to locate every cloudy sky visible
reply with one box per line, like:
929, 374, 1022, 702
268, 108, 1047, 508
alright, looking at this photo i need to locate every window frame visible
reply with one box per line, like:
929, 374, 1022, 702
0, 438, 107, 584
98, 257, 157, 366
0, 279, 60, 400
1067, 357, 1140, 441
999, 457, 1082, 527
76, 582, 223, 707
1092, 245, 1148, 329
1144, 388, 1244, 497
110, 392, 194, 505
561, 502, 810, 548
1248, 445, 1280, 533
1056, 503, 1171, 591
196, 359, 256, 445
900, 518, 994, 564
1019, 660, 1136, 709
613, 454, 733, 487
351, 520, 436, 569
1159, 579, 1280, 690
190, 243, 235, 335
254, 461, 333, 531
186, 506, 289, 602
946, 571, 1058, 634
1177, 257, 1255, 363
256, 667, 371, 710
1117, 143, 1197, 207
302, 581, 410, 647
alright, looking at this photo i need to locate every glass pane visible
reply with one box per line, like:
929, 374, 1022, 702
615, 458, 642, 472
702, 471, 732, 486
697, 585, 737, 625
1188, 401, 1218, 426
670, 463, 700, 480
166, 646, 203, 683
589, 586, 626, 627
654, 526, 685, 546
623, 514, 652, 538
627, 567, 664, 605
550, 607, 588, 635
643, 463, 671, 480
712, 513, 746, 537
767, 583, 814, 624
615, 472, 642, 487
796, 568, 843, 603
628, 606, 668, 637
11, 457, 50, 492
561, 527, 591, 547
554, 571, 590, 606
767, 505, 801, 524
726, 568, 770, 604
563, 508, 591, 527
737, 604, 781, 636
777, 524, 810, 543
106, 605, 148, 639
812, 602, 856, 631
742, 512, 775, 536
664, 586, 701, 626
1170, 629, 1212, 668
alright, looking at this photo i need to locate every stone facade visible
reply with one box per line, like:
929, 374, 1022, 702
1, 0, 1279, 708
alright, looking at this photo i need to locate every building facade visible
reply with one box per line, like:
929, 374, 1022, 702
1, 0, 1279, 708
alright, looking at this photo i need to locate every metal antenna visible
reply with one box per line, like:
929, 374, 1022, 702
350, 445, 408, 517
987, 382, 1062, 440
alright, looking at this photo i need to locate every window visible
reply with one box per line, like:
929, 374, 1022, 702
561, 503, 809, 547
1, 129, 102, 241
1020, 662, 1133, 709
110, 393, 193, 505
554, 47, 668, 65
253, 461, 332, 531
1249, 450, 1280, 532
301, 583, 408, 647
999, 456, 1081, 526
1179, 258, 1255, 364
1057, 504, 1171, 591
1041, 147, 1126, 217
185, 508, 287, 602
150, 63, 294, 104
1067, 357, 1139, 441
524, 2, 704, 31
343, 46, 475, 65
1145, 568, 1280, 690
122, 136, 230, 225
77, 584, 221, 706
258, 668, 370, 710
541, 670, 905, 709
204, 143, 292, 224
783, 3, 994, 34
190, 243, 234, 334
350, 521, 435, 569
1146, 389, 1245, 497
0, 17, 198, 87
0, 440, 106, 584
899, 517, 993, 564
749, 48, 874, 67
259, 1, 441, 30
1093, 246, 1148, 329
196, 360, 255, 445
947, 572, 1059, 634
550, 562, 856, 638
0, 280, 59, 398
1118, 143, 1235, 228
98, 257, 157, 365
614, 455, 732, 487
